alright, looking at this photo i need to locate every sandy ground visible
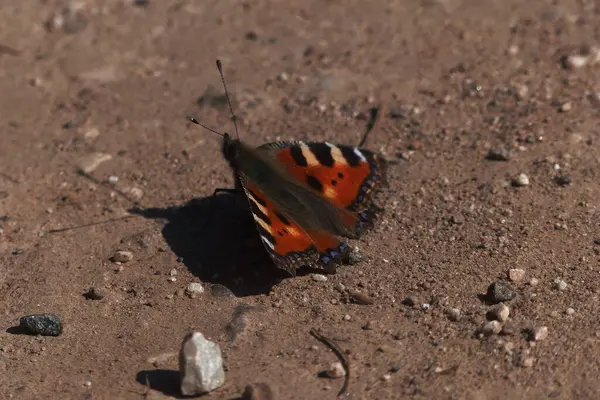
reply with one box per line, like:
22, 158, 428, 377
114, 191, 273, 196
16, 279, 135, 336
1, 0, 600, 399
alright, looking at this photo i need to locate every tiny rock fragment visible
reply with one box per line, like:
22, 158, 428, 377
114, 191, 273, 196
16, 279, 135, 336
553, 279, 567, 291
362, 320, 375, 330
107, 175, 119, 184
346, 246, 363, 264
324, 361, 346, 379
512, 173, 530, 187
521, 357, 535, 368
77, 152, 112, 174
485, 282, 516, 304
83, 286, 106, 300
501, 322, 517, 336
84, 127, 100, 140
529, 278, 539, 286
486, 148, 511, 161
125, 187, 144, 200
508, 268, 526, 282
402, 296, 417, 307
185, 282, 205, 298
565, 307, 575, 315
311, 274, 328, 282
529, 326, 549, 341
554, 175, 571, 186
446, 308, 461, 321
347, 289, 373, 305
19, 314, 62, 336
481, 320, 503, 336
111, 250, 133, 263
491, 303, 510, 322
564, 54, 588, 69
559, 101, 572, 112
241, 382, 275, 400
180, 332, 225, 395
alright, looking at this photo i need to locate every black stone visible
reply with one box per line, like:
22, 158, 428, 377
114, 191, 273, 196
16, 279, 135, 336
485, 148, 511, 161
485, 282, 516, 304
19, 314, 62, 336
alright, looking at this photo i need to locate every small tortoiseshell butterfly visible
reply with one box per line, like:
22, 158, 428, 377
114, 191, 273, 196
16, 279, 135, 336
191, 60, 388, 275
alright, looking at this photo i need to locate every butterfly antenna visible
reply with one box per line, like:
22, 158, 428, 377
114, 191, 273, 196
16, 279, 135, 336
358, 105, 385, 147
188, 117, 226, 138
215, 59, 240, 139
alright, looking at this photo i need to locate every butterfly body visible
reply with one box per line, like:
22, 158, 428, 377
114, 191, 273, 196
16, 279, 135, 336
220, 133, 387, 275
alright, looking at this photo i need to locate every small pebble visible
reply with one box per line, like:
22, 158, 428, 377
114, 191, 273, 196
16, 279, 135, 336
508, 268, 526, 282
347, 289, 373, 305
485, 282, 516, 304
346, 246, 363, 264
167, 277, 177, 283
512, 173, 530, 187
559, 101, 572, 112
311, 274, 328, 282
446, 308, 461, 322
343, 314, 351, 321
107, 175, 119, 184
324, 361, 346, 378
240, 382, 275, 400
185, 282, 205, 298
565, 307, 575, 315
127, 187, 144, 200
180, 332, 225, 395
83, 381, 92, 387
491, 303, 510, 322
521, 357, 535, 368
83, 287, 106, 300
486, 148, 511, 161
402, 296, 417, 307
169, 268, 178, 276
381, 374, 391, 382
553, 279, 567, 291
362, 320, 375, 330
481, 320, 503, 336
501, 323, 516, 336
19, 314, 62, 336
564, 54, 588, 69
111, 250, 133, 263
529, 326, 549, 341
529, 278, 539, 286
554, 175, 571, 186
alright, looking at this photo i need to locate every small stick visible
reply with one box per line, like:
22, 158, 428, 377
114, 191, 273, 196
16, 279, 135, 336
310, 328, 350, 397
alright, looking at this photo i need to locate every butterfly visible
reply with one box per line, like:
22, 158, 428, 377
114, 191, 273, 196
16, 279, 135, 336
191, 60, 388, 275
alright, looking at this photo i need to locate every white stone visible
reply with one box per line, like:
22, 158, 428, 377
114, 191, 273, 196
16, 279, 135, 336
185, 283, 205, 298
180, 332, 225, 395
311, 274, 328, 282
508, 268, 526, 282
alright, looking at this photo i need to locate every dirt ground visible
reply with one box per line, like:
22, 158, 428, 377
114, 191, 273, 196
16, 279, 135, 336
1, 0, 600, 399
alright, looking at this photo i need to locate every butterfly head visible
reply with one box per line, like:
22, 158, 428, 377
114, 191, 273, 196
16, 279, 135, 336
221, 132, 242, 169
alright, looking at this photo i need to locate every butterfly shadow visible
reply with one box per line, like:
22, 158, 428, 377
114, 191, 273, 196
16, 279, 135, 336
130, 192, 289, 297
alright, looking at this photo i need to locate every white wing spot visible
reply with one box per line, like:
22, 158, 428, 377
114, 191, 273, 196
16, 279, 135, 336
261, 235, 275, 250
353, 148, 367, 162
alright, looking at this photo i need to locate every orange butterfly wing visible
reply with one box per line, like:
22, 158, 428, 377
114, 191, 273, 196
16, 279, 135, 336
243, 183, 349, 274
261, 141, 387, 234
